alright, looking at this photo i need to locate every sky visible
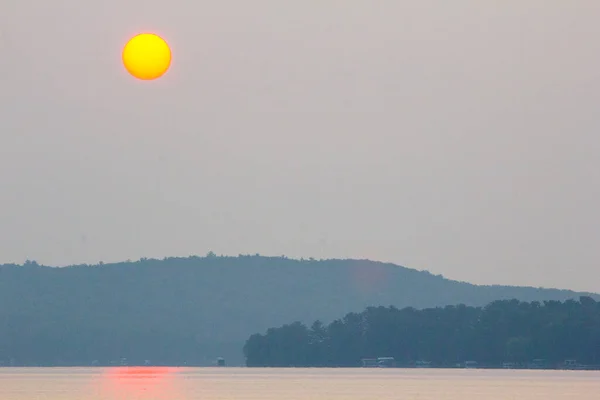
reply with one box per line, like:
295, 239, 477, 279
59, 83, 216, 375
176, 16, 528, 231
1, 1, 599, 292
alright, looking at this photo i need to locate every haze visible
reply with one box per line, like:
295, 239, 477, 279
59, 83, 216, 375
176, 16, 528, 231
1, 1, 599, 292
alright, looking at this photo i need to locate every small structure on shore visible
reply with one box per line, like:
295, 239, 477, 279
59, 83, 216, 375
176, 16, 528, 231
216, 357, 225, 367
361, 358, 378, 368
361, 357, 396, 367
377, 357, 396, 368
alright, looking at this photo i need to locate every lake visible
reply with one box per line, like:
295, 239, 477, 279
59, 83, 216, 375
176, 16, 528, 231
1, 367, 600, 399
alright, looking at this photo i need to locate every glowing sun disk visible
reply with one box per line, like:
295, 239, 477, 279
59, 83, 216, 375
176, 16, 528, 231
122, 33, 171, 80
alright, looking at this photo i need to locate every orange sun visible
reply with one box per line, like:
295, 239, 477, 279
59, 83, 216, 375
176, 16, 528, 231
122, 33, 172, 80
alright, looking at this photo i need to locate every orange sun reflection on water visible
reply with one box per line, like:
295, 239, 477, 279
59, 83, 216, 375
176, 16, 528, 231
98, 367, 184, 400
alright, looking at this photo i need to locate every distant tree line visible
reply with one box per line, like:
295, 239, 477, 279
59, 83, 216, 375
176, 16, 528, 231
243, 297, 600, 368
1, 256, 598, 366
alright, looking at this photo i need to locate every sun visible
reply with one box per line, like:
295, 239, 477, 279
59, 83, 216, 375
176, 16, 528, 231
122, 33, 171, 80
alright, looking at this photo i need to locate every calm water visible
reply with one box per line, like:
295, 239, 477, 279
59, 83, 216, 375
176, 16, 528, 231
1, 367, 600, 399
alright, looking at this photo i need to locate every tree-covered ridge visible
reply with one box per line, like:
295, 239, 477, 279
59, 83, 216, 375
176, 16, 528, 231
0, 255, 598, 366
244, 298, 600, 368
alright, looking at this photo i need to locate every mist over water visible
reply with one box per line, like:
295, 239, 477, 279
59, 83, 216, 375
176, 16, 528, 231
1, 367, 600, 399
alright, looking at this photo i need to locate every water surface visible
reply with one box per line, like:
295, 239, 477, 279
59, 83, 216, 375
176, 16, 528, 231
1, 367, 599, 399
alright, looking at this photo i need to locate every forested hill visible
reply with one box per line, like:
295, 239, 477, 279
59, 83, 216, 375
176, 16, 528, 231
244, 298, 600, 368
0, 255, 598, 366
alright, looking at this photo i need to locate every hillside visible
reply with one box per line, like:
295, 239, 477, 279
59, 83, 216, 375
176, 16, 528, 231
0, 255, 597, 366
244, 298, 600, 368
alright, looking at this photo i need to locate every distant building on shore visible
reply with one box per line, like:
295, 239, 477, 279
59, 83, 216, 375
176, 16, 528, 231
361, 358, 378, 367
377, 357, 396, 368
360, 357, 396, 367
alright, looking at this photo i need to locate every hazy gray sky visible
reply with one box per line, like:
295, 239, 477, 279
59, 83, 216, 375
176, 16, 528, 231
1, 1, 599, 292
